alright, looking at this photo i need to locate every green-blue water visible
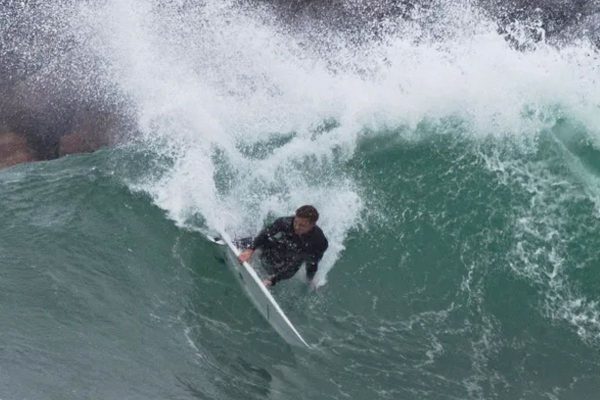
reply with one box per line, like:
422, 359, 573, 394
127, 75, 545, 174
2, 116, 600, 399
3, 0, 600, 398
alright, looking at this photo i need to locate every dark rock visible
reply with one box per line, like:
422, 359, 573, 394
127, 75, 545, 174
0, 131, 36, 169
59, 110, 119, 156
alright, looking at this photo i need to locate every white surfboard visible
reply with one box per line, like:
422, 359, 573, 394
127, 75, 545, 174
214, 232, 311, 348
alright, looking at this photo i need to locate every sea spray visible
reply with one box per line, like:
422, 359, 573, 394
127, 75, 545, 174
72, 0, 600, 329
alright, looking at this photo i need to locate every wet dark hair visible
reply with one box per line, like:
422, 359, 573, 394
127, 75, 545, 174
295, 205, 319, 223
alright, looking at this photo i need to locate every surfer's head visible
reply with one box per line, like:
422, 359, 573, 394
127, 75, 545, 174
293, 205, 319, 235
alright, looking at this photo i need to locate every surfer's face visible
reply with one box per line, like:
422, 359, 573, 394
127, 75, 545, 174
293, 217, 314, 236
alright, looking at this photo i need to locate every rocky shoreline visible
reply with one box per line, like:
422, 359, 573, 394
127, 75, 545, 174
0, 132, 35, 169
0, 109, 128, 170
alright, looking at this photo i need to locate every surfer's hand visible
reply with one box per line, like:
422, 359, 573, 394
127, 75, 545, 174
262, 278, 273, 287
239, 249, 254, 263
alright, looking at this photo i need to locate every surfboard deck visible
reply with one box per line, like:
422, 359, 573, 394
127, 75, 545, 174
212, 232, 311, 348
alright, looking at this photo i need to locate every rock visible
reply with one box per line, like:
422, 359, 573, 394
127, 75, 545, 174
0, 131, 36, 169
58, 110, 120, 157
7, 111, 61, 161
59, 129, 107, 156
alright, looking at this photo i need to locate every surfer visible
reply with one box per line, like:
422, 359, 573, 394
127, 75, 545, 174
238, 205, 328, 288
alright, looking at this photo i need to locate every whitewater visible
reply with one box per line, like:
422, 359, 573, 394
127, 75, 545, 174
1, 0, 600, 398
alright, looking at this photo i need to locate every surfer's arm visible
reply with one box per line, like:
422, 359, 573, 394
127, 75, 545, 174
306, 261, 318, 281
250, 217, 286, 250
306, 237, 328, 282
240, 218, 287, 263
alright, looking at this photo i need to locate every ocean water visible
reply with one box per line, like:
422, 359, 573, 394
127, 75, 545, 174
2, 1, 600, 399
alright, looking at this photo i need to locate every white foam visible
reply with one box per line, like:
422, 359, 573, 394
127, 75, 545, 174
74, 0, 600, 284
486, 150, 600, 345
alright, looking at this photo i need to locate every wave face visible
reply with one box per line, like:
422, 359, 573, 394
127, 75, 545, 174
2, 1, 600, 399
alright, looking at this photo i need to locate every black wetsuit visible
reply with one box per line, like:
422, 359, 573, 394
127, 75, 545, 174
250, 216, 328, 286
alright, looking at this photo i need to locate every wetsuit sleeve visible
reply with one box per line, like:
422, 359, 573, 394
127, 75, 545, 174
250, 218, 286, 250
306, 237, 328, 281
306, 262, 318, 281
